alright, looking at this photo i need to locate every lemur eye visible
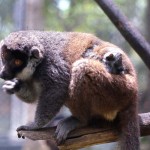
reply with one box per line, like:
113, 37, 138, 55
14, 59, 23, 66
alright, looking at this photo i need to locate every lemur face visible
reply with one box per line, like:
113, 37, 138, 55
0, 44, 43, 80
0, 45, 28, 80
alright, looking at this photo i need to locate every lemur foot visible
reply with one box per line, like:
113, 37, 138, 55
17, 132, 25, 139
16, 125, 29, 139
102, 51, 125, 74
2, 78, 21, 94
55, 116, 81, 145
16, 123, 41, 139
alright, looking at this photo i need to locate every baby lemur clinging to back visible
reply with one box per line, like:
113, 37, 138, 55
0, 31, 139, 150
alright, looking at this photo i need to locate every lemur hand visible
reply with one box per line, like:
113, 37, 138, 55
2, 78, 22, 94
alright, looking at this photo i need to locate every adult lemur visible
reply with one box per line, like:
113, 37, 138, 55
0, 31, 139, 150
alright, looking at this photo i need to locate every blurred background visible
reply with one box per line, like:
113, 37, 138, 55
0, 0, 150, 149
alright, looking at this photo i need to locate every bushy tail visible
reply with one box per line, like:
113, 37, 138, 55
118, 102, 140, 150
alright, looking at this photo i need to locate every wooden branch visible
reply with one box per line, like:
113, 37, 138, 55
18, 113, 150, 150
94, 0, 150, 70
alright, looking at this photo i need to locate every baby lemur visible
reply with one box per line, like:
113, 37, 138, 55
0, 31, 139, 150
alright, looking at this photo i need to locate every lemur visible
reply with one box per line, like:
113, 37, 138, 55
0, 31, 139, 150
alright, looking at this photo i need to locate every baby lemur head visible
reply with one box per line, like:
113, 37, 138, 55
0, 31, 44, 80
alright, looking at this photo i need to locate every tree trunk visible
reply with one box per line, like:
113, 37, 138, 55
25, 0, 44, 30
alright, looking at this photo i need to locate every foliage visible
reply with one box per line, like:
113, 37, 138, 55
0, 0, 14, 39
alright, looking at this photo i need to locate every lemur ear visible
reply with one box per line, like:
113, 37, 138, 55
106, 53, 115, 61
0, 40, 6, 51
31, 46, 43, 59
0, 42, 10, 59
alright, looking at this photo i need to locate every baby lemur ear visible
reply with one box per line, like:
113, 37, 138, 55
31, 46, 43, 59
106, 53, 114, 61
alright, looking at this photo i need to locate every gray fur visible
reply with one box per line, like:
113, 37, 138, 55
0, 31, 71, 130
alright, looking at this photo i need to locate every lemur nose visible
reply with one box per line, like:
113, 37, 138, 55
0, 68, 12, 80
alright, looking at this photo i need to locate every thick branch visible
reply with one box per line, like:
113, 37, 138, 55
94, 0, 150, 70
18, 113, 150, 150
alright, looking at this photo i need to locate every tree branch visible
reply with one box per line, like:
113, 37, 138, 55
94, 0, 150, 70
18, 113, 150, 150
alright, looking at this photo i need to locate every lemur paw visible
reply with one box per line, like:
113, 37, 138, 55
17, 132, 25, 139
2, 78, 21, 94
16, 123, 41, 139
55, 116, 81, 145
16, 122, 40, 132
55, 120, 70, 145
17, 125, 33, 131
16, 125, 30, 139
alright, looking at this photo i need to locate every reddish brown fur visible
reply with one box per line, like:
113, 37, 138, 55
63, 32, 103, 64
64, 33, 137, 121
63, 32, 139, 149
